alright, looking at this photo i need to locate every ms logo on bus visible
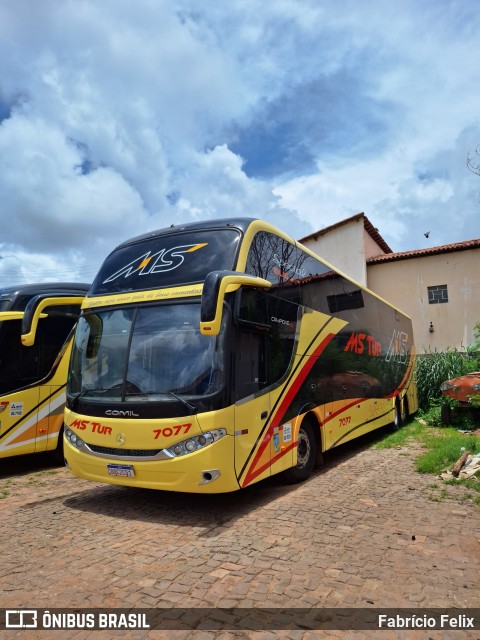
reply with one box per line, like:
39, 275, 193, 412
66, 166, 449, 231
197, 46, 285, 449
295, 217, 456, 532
385, 329, 409, 364
103, 243, 208, 283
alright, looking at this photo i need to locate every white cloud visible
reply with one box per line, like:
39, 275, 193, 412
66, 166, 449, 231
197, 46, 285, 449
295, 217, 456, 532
274, 153, 410, 241
0, 0, 479, 286
0, 112, 149, 245
167, 144, 311, 238
275, 120, 480, 251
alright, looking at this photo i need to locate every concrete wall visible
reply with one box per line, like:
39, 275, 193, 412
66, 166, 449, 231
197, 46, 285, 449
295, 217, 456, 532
363, 229, 386, 260
367, 249, 480, 353
302, 219, 368, 285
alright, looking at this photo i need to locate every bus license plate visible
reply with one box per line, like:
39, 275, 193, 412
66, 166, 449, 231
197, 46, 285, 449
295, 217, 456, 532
107, 464, 135, 478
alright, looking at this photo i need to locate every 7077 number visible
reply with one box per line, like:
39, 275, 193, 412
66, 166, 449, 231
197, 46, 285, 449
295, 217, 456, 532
153, 423, 192, 439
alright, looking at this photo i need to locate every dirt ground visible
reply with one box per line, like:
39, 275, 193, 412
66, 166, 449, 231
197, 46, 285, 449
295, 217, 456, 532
1, 428, 479, 639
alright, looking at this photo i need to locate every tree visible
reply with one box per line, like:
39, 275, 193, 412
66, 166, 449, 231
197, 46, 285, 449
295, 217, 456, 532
467, 145, 480, 176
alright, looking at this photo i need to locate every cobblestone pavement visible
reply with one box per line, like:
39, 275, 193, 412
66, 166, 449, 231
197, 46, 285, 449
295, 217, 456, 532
0, 430, 479, 640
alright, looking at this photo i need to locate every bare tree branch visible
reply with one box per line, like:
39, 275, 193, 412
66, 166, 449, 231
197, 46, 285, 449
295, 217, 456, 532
467, 145, 480, 176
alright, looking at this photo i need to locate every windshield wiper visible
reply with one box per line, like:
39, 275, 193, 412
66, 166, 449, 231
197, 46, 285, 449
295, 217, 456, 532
168, 390, 197, 415
67, 390, 85, 406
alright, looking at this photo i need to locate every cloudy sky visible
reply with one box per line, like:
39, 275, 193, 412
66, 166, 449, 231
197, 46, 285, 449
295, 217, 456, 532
0, 0, 479, 286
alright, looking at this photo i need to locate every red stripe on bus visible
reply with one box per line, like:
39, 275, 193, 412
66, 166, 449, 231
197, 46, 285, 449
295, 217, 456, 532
242, 332, 335, 487
322, 399, 368, 425
244, 442, 298, 481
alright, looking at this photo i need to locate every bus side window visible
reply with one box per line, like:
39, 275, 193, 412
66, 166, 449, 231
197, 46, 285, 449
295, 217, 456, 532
33, 305, 82, 381
0, 320, 41, 393
0, 305, 81, 394
234, 290, 298, 400
265, 296, 297, 386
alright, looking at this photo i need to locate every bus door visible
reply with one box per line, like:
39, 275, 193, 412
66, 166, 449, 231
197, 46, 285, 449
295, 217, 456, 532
233, 322, 271, 486
233, 290, 298, 487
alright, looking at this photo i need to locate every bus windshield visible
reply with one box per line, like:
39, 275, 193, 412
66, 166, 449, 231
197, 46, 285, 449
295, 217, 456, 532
68, 303, 225, 402
0, 305, 83, 395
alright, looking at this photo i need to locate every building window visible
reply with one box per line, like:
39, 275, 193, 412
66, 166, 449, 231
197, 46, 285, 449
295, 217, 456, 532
427, 284, 448, 304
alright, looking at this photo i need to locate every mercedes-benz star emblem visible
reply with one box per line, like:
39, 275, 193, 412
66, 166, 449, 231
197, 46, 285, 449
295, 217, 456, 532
116, 433, 126, 446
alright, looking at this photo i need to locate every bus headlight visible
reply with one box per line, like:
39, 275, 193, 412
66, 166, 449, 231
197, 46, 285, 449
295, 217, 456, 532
165, 429, 227, 458
65, 426, 85, 450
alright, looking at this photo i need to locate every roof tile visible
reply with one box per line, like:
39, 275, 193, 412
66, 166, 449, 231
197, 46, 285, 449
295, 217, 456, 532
367, 238, 480, 264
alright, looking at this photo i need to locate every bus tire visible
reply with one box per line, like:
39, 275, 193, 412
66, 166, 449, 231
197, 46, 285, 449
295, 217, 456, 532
392, 399, 403, 431
282, 419, 316, 484
401, 397, 409, 424
51, 426, 65, 464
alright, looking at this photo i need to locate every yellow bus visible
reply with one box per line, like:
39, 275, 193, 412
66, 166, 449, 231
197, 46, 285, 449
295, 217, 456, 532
0, 283, 88, 460
64, 218, 417, 492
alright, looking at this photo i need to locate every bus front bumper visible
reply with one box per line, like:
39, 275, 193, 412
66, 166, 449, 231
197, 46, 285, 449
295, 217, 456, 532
64, 434, 240, 494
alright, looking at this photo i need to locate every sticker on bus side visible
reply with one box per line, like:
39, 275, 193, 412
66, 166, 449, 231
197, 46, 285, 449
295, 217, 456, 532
10, 402, 23, 417
283, 423, 292, 442
273, 433, 280, 453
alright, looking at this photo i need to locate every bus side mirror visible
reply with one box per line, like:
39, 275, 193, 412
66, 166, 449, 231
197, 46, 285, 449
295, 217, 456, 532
21, 296, 85, 346
200, 271, 271, 336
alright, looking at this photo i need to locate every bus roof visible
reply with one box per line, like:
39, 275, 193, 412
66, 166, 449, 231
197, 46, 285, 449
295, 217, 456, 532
114, 217, 258, 250
0, 282, 90, 297
0, 283, 90, 311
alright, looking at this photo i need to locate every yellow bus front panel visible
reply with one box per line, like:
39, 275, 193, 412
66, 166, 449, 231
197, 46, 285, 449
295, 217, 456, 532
64, 434, 238, 493
64, 407, 240, 493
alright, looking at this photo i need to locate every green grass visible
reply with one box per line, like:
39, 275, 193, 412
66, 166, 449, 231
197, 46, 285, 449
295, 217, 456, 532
374, 419, 425, 449
415, 429, 479, 475
374, 419, 480, 495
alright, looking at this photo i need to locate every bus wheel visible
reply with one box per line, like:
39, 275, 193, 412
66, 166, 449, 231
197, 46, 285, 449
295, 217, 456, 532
282, 420, 316, 484
392, 399, 405, 431
51, 426, 65, 464
402, 398, 409, 424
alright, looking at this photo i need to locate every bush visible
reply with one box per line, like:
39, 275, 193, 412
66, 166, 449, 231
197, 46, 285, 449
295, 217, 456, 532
417, 399, 444, 426
415, 349, 478, 411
